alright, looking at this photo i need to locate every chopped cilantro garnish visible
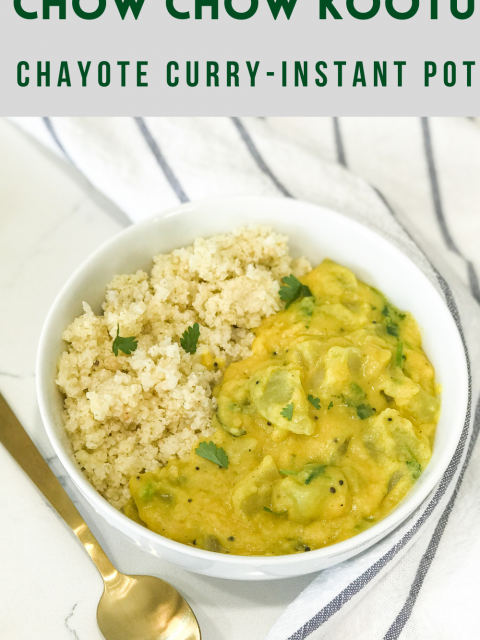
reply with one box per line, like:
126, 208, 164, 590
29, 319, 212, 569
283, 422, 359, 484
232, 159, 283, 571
308, 395, 321, 410
328, 401, 333, 410
340, 394, 356, 408
281, 403, 294, 421
279, 469, 299, 476
357, 404, 375, 420
407, 459, 422, 480
279, 274, 313, 309
180, 323, 200, 354
381, 302, 405, 338
263, 507, 288, 516
112, 324, 138, 357
386, 321, 399, 337
304, 464, 326, 485
195, 441, 229, 469
396, 341, 403, 367
299, 296, 315, 317
350, 383, 366, 399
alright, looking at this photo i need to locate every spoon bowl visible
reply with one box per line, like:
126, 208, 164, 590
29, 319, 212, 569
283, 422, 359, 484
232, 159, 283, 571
97, 573, 201, 640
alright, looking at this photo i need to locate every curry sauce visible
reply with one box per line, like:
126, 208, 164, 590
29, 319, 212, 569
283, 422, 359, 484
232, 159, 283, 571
125, 259, 440, 556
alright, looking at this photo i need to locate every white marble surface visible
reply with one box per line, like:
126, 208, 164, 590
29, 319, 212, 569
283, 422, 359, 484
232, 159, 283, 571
0, 120, 314, 640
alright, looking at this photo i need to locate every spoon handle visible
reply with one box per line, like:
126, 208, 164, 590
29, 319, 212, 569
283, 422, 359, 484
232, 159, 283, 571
0, 392, 117, 582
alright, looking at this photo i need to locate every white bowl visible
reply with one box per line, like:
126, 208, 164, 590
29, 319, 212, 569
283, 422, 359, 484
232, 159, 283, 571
37, 196, 468, 580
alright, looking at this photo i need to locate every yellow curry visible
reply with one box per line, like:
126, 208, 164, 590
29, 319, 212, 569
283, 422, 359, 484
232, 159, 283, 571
125, 260, 440, 556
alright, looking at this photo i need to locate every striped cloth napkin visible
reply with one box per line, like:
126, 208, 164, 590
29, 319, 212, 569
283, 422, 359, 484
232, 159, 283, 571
11, 116, 480, 640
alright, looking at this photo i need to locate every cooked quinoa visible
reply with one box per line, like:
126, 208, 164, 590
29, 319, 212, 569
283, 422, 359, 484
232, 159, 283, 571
56, 226, 311, 508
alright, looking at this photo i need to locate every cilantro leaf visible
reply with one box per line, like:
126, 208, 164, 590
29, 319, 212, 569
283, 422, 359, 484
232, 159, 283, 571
263, 507, 288, 516
195, 441, 229, 469
382, 302, 405, 338
181, 323, 200, 354
304, 464, 326, 485
350, 383, 366, 399
328, 401, 334, 410
407, 459, 422, 480
279, 274, 312, 309
112, 324, 138, 357
308, 395, 321, 410
386, 321, 399, 337
281, 403, 294, 421
396, 341, 403, 367
357, 404, 376, 420
279, 469, 299, 476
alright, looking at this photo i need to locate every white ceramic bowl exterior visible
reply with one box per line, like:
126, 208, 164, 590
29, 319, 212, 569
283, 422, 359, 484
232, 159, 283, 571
37, 197, 468, 580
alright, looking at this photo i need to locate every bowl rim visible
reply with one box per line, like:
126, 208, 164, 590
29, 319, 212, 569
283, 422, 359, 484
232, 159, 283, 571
36, 195, 469, 568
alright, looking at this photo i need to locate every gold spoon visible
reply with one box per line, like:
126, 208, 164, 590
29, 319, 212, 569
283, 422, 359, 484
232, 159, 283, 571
0, 393, 201, 640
